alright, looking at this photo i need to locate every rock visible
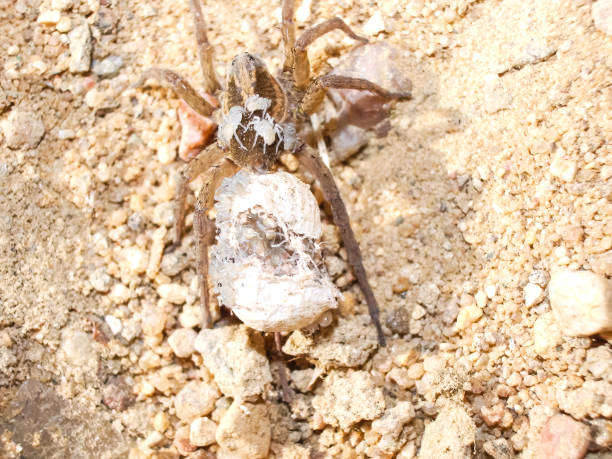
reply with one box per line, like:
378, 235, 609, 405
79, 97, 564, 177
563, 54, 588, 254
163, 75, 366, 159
529, 270, 551, 288
371, 401, 415, 454
60, 330, 97, 367
102, 376, 134, 411
174, 381, 220, 421
189, 417, 217, 447
585, 346, 612, 378
1, 109, 45, 149
140, 304, 166, 336
386, 306, 411, 335
37, 10, 61, 25
89, 267, 112, 292
194, 325, 272, 400
550, 156, 577, 182
329, 123, 368, 165
549, 269, 612, 336
329, 43, 411, 132
216, 400, 270, 459
483, 438, 514, 459
157, 283, 188, 304
121, 246, 148, 275
92, 55, 123, 78
69, 19, 92, 73
419, 402, 476, 459
524, 282, 545, 307
168, 328, 197, 358
178, 99, 217, 161
532, 312, 562, 357
282, 315, 378, 368
363, 11, 387, 35
455, 305, 483, 331
104, 315, 122, 335
537, 414, 590, 459
556, 380, 612, 419
161, 248, 190, 276
108, 283, 130, 304
593, 0, 612, 35
312, 370, 385, 430
174, 425, 197, 456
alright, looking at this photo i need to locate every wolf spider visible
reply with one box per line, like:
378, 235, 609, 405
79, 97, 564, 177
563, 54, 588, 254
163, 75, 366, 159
145, 0, 410, 349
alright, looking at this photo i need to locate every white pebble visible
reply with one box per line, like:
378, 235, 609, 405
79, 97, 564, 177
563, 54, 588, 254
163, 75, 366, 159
109, 283, 131, 304
89, 268, 112, 292
363, 11, 386, 35
190, 417, 217, 447
69, 18, 92, 73
175, 381, 220, 421
37, 10, 61, 25
0, 109, 45, 150
157, 283, 188, 304
485, 284, 497, 299
141, 305, 166, 336
122, 246, 148, 275
105, 315, 123, 335
524, 283, 545, 307
550, 156, 577, 182
455, 305, 483, 330
168, 328, 197, 358
549, 269, 612, 336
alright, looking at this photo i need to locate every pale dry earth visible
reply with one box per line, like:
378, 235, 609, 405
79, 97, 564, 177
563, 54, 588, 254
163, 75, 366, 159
1, 0, 611, 458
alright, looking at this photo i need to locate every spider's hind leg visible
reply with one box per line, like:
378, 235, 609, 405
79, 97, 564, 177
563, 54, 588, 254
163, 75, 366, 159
297, 146, 386, 346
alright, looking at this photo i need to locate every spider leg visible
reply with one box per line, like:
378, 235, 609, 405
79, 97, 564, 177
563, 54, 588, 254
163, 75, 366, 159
297, 145, 386, 346
300, 74, 412, 115
293, 17, 368, 89
172, 144, 227, 249
274, 332, 294, 402
281, 0, 296, 71
194, 159, 239, 328
138, 68, 216, 117
188, 0, 221, 93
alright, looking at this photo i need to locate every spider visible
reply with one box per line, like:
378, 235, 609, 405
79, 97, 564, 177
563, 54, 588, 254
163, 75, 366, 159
143, 0, 411, 352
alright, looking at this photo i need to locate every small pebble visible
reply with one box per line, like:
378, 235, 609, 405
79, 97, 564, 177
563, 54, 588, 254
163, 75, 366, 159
524, 282, 545, 307
419, 402, 476, 459
455, 305, 483, 330
60, 330, 97, 366
593, 0, 612, 35
141, 305, 166, 336
216, 401, 270, 458
179, 305, 203, 329
108, 283, 131, 304
103, 376, 134, 411
37, 10, 61, 25
481, 403, 504, 426
89, 267, 112, 292
475, 290, 487, 308
190, 417, 217, 447
174, 425, 196, 456
153, 412, 169, 432
161, 249, 190, 276
550, 156, 577, 182
538, 414, 590, 459
549, 269, 612, 336
146, 227, 167, 279
175, 381, 220, 421
92, 55, 123, 78
1, 109, 45, 150
157, 283, 188, 304
168, 328, 197, 358
532, 312, 562, 357
56, 16, 71, 32
363, 11, 386, 35
529, 270, 550, 287
122, 247, 148, 275
69, 18, 92, 73
386, 307, 411, 335
104, 315, 122, 335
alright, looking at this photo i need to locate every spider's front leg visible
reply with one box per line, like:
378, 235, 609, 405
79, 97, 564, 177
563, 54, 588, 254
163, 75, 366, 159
193, 158, 239, 328
297, 145, 386, 346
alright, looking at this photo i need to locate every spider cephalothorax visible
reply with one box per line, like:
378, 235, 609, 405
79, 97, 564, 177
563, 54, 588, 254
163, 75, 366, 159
143, 0, 412, 360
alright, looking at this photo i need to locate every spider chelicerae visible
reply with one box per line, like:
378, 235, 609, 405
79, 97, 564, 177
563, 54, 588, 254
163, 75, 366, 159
143, 0, 411, 352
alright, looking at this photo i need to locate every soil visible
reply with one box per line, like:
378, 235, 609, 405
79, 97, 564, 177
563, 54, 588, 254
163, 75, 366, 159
1, 0, 611, 458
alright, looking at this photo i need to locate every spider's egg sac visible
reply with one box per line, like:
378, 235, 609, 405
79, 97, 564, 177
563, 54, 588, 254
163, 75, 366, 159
209, 170, 339, 332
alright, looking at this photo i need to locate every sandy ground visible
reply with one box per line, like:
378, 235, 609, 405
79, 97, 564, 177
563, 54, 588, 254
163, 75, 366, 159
1, 0, 611, 457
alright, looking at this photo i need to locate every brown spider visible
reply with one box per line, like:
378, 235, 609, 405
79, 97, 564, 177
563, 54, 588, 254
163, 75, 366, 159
144, 0, 411, 350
